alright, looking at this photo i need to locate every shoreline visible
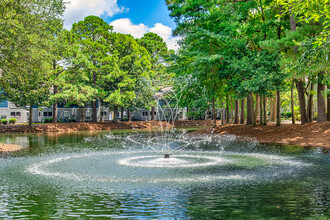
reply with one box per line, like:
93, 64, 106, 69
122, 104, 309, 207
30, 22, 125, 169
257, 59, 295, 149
194, 121, 330, 149
0, 143, 23, 152
0, 120, 329, 151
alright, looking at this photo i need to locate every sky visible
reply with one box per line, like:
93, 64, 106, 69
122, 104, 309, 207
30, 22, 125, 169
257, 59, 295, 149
63, 0, 179, 50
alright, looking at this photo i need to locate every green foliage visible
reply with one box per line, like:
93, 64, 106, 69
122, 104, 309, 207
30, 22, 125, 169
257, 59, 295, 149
276, 0, 330, 45
167, 0, 285, 112
0, 0, 65, 126
44, 118, 53, 123
1, 119, 8, 124
8, 118, 16, 124
187, 111, 205, 120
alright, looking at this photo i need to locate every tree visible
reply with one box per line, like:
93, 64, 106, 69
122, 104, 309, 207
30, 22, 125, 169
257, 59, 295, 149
0, 0, 65, 126
71, 15, 114, 122
138, 32, 172, 120
101, 33, 152, 120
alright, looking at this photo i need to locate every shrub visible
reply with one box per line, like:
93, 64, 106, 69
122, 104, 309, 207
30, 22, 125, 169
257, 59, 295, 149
9, 118, 17, 124
121, 117, 128, 121
44, 118, 53, 123
69, 118, 77, 122
1, 119, 8, 124
281, 112, 292, 119
187, 111, 204, 120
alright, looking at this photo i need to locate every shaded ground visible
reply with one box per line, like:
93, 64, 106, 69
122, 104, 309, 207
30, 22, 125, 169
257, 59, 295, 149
195, 121, 330, 149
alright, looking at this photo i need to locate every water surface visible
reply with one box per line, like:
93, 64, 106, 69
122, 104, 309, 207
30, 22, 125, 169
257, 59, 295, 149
0, 130, 329, 219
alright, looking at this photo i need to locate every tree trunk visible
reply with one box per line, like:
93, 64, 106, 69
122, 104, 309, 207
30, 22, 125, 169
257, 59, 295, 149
226, 96, 229, 124
240, 99, 245, 124
121, 107, 124, 120
291, 79, 296, 124
80, 106, 86, 123
260, 94, 263, 125
255, 94, 259, 124
52, 84, 58, 124
151, 106, 155, 120
317, 73, 326, 122
230, 97, 233, 124
212, 98, 216, 128
234, 100, 239, 124
276, 90, 281, 126
28, 104, 33, 127
296, 79, 307, 124
307, 82, 314, 122
251, 93, 256, 125
222, 105, 226, 125
263, 95, 267, 125
246, 94, 253, 125
92, 68, 97, 122
127, 108, 131, 121
327, 93, 330, 121
270, 100, 274, 121
92, 101, 97, 122
52, 59, 58, 124
100, 107, 103, 123
291, 14, 307, 124
113, 106, 118, 121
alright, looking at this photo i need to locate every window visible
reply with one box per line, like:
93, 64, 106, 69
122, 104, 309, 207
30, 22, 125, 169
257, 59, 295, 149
1, 114, 6, 119
10, 112, 21, 117
143, 112, 149, 116
101, 111, 107, 116
39, 112, 41, 117
43, 112, 52, 117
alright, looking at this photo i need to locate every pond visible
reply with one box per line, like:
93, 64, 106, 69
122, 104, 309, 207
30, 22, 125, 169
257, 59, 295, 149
0, 130, 329, 219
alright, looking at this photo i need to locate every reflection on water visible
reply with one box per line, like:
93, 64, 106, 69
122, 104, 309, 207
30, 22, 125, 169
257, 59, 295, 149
0, 130, 329, 219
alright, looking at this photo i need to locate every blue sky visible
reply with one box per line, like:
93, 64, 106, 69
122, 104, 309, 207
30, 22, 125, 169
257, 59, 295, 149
63, 0, 179, 49
111, 0, 176, 29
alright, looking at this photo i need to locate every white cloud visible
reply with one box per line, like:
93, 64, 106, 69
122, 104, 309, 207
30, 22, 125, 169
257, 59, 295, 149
110, 18, 180, 50
110, 18, 148, 38
63, 0, 127, 29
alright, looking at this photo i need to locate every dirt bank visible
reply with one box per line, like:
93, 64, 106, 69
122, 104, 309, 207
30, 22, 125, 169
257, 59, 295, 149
1, 120, 329, 150
195, 121, 330, 149
0, 121, 171, 133
0, 143, 23, 152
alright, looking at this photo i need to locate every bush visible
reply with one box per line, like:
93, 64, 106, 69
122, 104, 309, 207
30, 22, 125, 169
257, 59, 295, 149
69, 118, 77, 122
121, 117, 128, 121
281, 112, 292, 119
44, 118, 53, 123
9, 118, 17, 124
187, 111, 204, 120
1, 119, 8, 124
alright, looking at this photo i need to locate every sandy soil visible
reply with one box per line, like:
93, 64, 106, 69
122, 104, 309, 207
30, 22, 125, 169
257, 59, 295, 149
0, 121, 171, 133
0, 143, 22, 152
195, 121, 330, 149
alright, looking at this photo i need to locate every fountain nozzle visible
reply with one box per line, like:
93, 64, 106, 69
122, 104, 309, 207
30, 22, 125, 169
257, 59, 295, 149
164, 154, 171, 158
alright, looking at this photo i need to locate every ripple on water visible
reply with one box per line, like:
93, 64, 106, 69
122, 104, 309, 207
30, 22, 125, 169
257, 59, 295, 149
25, 151, 310, 184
